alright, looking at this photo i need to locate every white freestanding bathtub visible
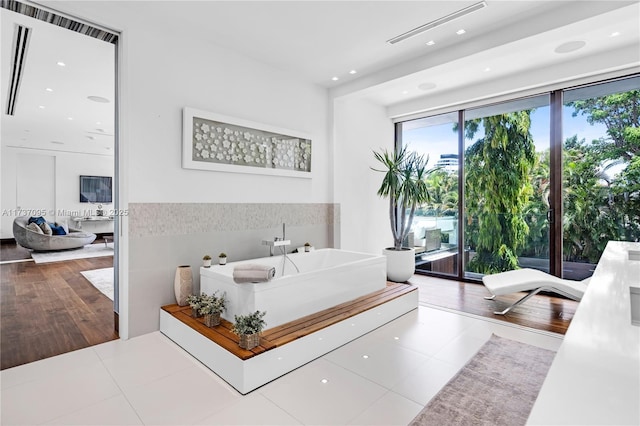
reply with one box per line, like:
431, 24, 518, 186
200, 248, 387, 328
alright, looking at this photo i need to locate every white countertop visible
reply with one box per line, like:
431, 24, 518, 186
528, 241, 640, 425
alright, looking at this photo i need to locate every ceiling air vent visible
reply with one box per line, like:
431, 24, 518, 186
6, 24, 31, 116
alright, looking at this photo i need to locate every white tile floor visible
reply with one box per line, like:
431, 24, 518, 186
1, 305, 563, 425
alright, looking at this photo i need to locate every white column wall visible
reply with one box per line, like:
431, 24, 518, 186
333, 97, 392, 255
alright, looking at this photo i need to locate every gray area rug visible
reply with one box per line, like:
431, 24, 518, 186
410, 334, 555, 426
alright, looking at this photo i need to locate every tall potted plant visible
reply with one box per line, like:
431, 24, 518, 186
372, 146, 434, 282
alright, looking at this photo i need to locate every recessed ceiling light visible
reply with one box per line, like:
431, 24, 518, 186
96, 121, 102, 125
321, 378, 328, 384
349, 70, 357, 75
38, 105, 45, 109
610, 31, 621, 37
484, 67, 491, 72
57, 61, 66, 67
402, 90, 409, 95
87, 95, 110, 103
456, 29, 466, 35
362, 355, 369, 359
331, 76, 339, 81
45, 88, 53, 92
67, 117, 73, 120
554, 40, 586, 54
426, 40, 435, 46
418, 82, 437, 91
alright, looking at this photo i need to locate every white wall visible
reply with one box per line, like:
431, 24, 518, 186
1, 147, 114, 238
122, 25, 330, 204
43, 4, 333, 337
333, 97, 392, 254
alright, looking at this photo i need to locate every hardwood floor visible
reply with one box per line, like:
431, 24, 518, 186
1, 253, 117, 370
409, 274, 577, 335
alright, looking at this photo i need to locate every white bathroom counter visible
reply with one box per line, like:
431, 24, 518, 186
528, 241, 640, 425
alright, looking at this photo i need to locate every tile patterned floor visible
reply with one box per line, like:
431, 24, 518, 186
1, 306, 562, 425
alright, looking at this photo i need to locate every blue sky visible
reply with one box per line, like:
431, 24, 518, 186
404, 105, 608, 168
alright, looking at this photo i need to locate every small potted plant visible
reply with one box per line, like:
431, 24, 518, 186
218, 252, 227, 265
186, 293, 206, 318
202, 254, 212, 268
199, 291, 227, 327
304, 242, 312, 252
232, 310, 267, 350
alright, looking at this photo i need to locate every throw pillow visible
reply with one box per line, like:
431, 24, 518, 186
49, 225, 67, 236
40, 222, 53, 236
26, 222, 44, 234
28, 216, 46, 225
55, 222, 69, 234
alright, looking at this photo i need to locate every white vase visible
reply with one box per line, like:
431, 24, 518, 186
174, 265, 192, 306
383, 247, 415, 282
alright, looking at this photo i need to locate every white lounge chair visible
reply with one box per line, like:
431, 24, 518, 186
482, 268, 590, 315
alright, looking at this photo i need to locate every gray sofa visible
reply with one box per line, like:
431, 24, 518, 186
13, 216, 96, 251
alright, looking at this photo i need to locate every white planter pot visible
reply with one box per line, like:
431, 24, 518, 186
203, 259, 212, 268
219, 257, 227, 265
383, 247, 415, 282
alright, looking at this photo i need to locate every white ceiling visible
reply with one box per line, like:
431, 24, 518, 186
2, 0, 639, 155
1, 7, 115, 155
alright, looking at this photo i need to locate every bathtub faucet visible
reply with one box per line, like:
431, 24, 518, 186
262, 223, 291, 256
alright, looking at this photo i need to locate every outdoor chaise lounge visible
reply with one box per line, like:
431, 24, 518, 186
482, 268, 590, 315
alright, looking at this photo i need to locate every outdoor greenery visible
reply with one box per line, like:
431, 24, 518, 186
413, 87, 639, 273
464, 112, 537, 273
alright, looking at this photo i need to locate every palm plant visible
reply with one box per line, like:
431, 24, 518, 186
372, 146, 435, 251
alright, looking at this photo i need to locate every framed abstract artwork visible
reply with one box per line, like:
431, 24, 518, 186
182, 107, 313, 178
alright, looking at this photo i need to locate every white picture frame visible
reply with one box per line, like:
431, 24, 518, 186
182, 107, 313, 178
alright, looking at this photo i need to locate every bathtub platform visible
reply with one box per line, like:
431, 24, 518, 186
160, 282, 418, 394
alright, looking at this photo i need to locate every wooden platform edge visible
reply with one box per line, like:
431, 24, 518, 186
161, 282, 417, 361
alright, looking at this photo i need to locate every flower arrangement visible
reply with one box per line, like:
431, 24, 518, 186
202, 254, 212, 268
198, 291, 227, 316
202, 254, 212, 260
232, 310, 267, 336
186, 293, 207, 317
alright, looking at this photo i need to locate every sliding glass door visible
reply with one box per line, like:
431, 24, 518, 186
397, 112, 460, 277
463, 96, 551, 279
562, 76, 640, 279
396, 74, 638, 282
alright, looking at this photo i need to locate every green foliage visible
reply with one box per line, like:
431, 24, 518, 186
232, 310, 267, 335
372, 146, 437, 250
464, 111, 536, 273
186, 293, 207, 311
569, 90, 640, 161
420, 169, 458, 217
198, 291, 227, 315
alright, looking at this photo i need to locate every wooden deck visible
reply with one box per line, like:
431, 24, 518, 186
161, 282, 417, 360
